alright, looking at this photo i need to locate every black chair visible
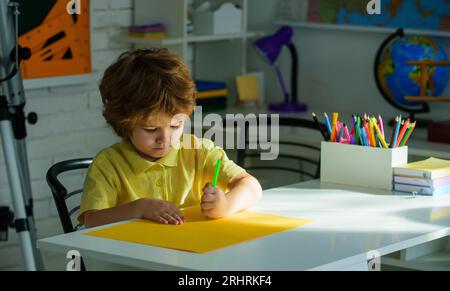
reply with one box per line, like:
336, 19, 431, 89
46, 158, 92, 271
235, 117, 324, 189
46, 158, 93, 234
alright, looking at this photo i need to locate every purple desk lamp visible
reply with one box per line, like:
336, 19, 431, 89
254, 26, 307, 112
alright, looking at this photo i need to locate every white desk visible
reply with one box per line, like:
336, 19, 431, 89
38, 180, 450, 271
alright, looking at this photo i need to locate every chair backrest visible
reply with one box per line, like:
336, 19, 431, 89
46, 158, 92, 233
236, 117, 324, 188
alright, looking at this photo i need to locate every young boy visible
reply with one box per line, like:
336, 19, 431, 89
79, 48, 262, 228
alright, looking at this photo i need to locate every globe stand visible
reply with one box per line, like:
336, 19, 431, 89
399, 61, 450, 128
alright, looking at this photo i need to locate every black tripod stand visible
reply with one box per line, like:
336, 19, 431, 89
0, 0, 40, 271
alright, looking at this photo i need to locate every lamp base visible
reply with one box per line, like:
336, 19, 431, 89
269, 102, 308, 113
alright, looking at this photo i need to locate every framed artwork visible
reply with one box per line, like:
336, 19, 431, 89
17, 0, 94, 89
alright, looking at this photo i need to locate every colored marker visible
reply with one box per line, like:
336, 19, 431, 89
330, 112, 339, 142
399, 121, 416, 147
312, 112, 328, 140
324, 112, 332, 137
378, 115, 385, 139
396, 119, 410, 148
371, 117, 388, 149
370, 117, 378, 147
392, 116, 402, 148
389, 116, 398, 148
360, 125, 369, 146
337, 126, 344, 143
344, 124, 351, 141
336, 121, 342, 136
211, 159, 221, 188
364, 123, 372, 146
355, 124, 363, 145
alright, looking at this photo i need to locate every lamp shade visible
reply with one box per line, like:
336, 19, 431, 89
254, 26, 294, 64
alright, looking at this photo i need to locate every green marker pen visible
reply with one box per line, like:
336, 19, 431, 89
211, 159, 221, 188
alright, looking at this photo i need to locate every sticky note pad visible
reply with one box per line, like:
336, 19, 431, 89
85, 206, 312, 253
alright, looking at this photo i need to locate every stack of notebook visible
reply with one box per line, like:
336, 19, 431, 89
128, 23, 166, 39
393, 157, 450, 195
195, 80, 228, 111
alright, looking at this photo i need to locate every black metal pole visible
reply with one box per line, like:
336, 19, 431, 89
287, 43, 299, 104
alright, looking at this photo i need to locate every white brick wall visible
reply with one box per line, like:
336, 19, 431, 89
0, 1, 131, 270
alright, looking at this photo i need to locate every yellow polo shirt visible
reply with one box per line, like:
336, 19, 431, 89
78, 134, 245, 224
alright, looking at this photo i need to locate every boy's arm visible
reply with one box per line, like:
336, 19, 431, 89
225, 172, 263, 214
83, 200, 141, 228
201, 172, 262, 218
83, 198, 186, 228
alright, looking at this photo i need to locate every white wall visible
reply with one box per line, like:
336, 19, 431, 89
0, 0, 133, 270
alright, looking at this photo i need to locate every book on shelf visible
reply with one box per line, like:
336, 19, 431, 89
197, 89, 229, 99
128, 23, 166, 39
394, 183, 450, 196
194, 80, 228, 111
393, 157, 450, 180
195, 80, 227, 92
129, 23, 165, 32
393, 175, 450, 188
128, 32, 166, 39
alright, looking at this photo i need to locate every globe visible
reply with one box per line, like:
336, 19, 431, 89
376, 35, 450, 107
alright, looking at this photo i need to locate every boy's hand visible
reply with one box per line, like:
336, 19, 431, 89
201, 183, 230, 219
137, 198, 186, 225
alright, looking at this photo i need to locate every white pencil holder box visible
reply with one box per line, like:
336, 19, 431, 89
320, 142, 408, 190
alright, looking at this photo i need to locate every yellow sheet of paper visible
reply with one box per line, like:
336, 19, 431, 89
85, 206, 313, 253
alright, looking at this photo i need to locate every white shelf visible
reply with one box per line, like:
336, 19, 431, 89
112, 31, 265, 46
186, 31, 265, 43
111, 35, 184, 46
275, 21, 450, 38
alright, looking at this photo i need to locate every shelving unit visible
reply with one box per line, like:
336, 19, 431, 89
112, 0, 266, 103
112, 31, 264, 48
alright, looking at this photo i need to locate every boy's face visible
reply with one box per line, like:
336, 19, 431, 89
130, 112, 186, 160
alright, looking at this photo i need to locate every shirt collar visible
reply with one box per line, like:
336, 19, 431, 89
119, 140, 179, 174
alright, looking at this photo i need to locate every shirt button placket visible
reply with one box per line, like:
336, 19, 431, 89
155, 165, 162, 187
